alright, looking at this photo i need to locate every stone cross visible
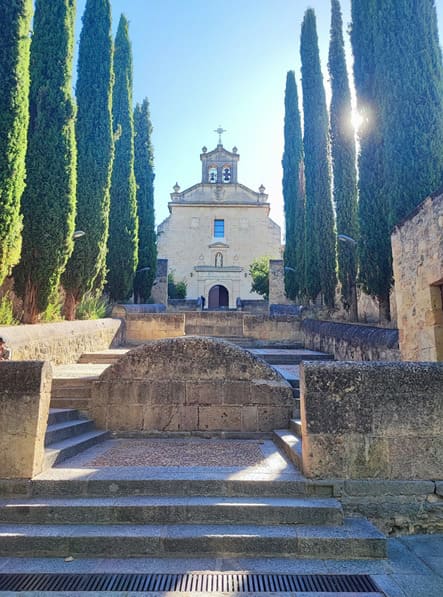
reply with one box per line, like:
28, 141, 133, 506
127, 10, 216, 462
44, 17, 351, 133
214, 126, 226, 145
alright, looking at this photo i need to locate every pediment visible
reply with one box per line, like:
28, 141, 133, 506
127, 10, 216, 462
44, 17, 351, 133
208, 241, 229, 249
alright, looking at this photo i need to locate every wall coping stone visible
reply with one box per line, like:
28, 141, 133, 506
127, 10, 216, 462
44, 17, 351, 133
302, 319, 399, 349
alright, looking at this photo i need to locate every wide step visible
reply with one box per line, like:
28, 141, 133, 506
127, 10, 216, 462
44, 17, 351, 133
43, 430, 109, 468
77, 349, 130, 364
249, 348, 334, 365
0, 518, 386, 558
0, 496, 343, 526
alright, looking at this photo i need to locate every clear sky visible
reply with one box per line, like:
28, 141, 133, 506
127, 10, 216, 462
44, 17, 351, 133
75, 1, 443, 236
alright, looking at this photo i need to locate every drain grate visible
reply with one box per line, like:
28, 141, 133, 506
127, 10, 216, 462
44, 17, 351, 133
0, 572, 383, 593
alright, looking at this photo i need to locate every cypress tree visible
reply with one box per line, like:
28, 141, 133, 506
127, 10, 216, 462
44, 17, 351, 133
0, 0, 32, 287
62, 0, 114, 320
133, 98, 157, 303
351, 0, 392, 320
300, 9, 336, 307
14, 0, 77, 323
328, 0, 358, 318
282, 71, 305, 301
379, 0, 443, 227
106, 14, 138, 302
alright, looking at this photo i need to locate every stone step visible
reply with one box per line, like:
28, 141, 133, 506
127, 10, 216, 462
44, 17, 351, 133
29, 477, 334, 499
290, 418, 302, 438
43, 430, 110, 469
273, 429, 303, 471
0, 517, 386, 559
77, 349, 129, 364
51, 383, 93, 399
0, 496, 344, 526
47, 408, 80, 426
44, 419, 94, 447
50, 397, 90, 411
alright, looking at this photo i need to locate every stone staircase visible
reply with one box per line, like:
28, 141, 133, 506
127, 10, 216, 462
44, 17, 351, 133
44, 408, 109, 469
0, 474, 386, 559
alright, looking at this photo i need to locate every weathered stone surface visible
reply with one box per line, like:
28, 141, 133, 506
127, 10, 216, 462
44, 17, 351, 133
392, 191, 443, 361
91, 337, 293, 433
0, 319, 122, 365
268, 260, 289, 306
300, 361, 443, 479
302, 319, 400, 361
0, 361, 52, 479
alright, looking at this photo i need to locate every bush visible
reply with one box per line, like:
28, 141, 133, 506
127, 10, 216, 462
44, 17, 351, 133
168, 273, 187, 299
0, 294, 19, 325
76, 292, 108, 320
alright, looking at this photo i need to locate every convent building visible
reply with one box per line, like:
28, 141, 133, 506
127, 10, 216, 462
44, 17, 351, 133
157, 133, 282, 309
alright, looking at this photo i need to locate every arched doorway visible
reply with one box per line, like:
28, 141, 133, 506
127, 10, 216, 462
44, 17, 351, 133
208, 285, 229, 309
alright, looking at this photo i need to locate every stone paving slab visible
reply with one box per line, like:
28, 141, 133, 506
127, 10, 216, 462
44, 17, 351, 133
53, 363, 110, 379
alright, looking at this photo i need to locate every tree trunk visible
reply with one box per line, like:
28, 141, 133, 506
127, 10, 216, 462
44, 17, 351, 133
63, 291, 77, 321
22, 280, 38, 324
378, 292, 391, 323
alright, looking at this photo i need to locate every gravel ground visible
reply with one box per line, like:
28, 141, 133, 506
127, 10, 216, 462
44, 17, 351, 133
86, 438, 267, 468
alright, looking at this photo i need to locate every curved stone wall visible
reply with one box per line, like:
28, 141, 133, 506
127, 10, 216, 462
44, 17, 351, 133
91, 336, 294, 434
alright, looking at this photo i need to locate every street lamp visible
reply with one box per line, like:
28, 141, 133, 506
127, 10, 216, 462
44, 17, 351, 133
284, 266, 296, 273
73, 230, 85, 239
338, 233, 358, 322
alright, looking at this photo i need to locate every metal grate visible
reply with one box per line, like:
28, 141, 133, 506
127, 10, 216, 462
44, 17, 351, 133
0, 572, 383, 593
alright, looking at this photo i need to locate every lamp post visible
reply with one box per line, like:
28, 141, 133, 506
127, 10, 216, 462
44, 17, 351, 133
338, 234, 358, 322
72, 230, 85, 239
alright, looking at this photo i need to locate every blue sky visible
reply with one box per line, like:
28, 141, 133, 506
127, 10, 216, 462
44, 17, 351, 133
75, 1, 443, 235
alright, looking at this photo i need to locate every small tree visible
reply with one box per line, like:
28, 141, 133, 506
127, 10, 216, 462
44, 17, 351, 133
0, 0, 32, 286
249, 257, 270, 300
167, 273, 186, 299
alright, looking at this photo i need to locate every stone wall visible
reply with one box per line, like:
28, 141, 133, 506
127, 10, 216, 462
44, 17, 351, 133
0, 319, 122, 364
268, 259, 288, 306
302, 319, 400, 361
113, 310, 303, 344
91, 336, 294, 434
0, 361, 52, 479
300, 361, 443, 480
150, 258, 168, 305
391, 190, 443, 361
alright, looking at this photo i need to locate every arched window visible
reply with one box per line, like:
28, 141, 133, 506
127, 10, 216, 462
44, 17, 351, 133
222, 166, 231, 183
215, 252, 223, 267
208, 166, 217, 183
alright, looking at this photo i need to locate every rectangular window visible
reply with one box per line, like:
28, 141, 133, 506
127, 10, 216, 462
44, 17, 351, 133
214, 219, 224, 238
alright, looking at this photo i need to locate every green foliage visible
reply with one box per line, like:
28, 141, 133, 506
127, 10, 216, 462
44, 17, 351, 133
0, 294, 19, 326
14, 0, 77, 323
300, 9, 336, 307
133, 98, 157, 303
167, 273, 186, 299
249, 257, 270, 300
62, 0, 114, 316
0, 0, 32, 286
106, 14, 138, 302
75, 292, 108, 320
282, 71, 305, 301
377, 0, 443, 227
351, 0, 392, 319
328, 0, 358, 312
40, 298, 63, 323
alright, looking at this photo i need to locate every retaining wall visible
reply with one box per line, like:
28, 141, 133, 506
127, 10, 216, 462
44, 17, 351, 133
300, 361, 443, 480
302, 319, 400, 361
0, 319, 122, 364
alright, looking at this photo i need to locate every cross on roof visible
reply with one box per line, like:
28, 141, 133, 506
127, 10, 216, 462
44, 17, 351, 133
214, 126, 226, 145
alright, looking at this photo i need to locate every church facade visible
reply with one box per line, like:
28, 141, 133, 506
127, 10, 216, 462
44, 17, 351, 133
157, 137, 282, 308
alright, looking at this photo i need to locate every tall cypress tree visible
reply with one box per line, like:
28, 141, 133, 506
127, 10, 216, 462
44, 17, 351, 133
328, 0, 358, 318
351, 0, 392, 321
282, 71, 305, 301
14, 0, 77, 323
62, 0, 114, 320
106, 14, 138, 302
301, 9, 336, 307
0, 0, 32, 287
379, 0, 443, 227
133, 98, 157, 303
